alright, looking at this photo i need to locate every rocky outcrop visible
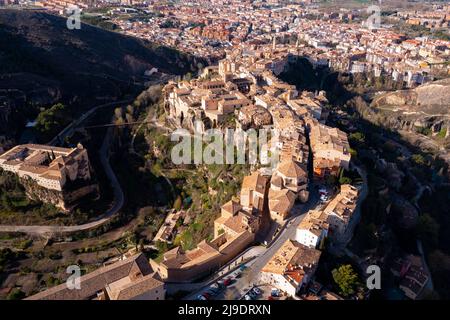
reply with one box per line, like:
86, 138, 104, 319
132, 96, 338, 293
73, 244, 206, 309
20, 176, 99, 212
350, 79, 450, 166
372, 78, 450, 108
370, 78, 450, 136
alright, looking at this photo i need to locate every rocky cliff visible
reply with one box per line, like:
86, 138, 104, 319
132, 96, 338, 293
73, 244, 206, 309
20, 177, 99, 212
349, 78, 450, 165
370, 78, 450, 138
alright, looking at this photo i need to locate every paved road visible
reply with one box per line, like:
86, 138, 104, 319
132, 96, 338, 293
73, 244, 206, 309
185, 188, 320, 300
48, 99, 133, 146
180, 246, 266, 299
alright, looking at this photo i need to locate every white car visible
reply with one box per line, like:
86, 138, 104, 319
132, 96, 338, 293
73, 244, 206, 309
244, 294, 252, 300
252, 287, 262, 295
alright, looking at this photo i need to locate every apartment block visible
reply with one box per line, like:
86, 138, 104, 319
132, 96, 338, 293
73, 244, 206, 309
259, 239, 321, 297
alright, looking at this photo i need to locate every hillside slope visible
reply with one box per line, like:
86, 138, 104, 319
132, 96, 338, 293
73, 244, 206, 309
0, 9, 203, 138
369, 78, 450, 138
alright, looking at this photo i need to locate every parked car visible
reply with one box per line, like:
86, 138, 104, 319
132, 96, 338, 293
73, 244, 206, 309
211, 283, 220, 290
206, 289, 217, 296
239, 265, 247, 271
196, 295, 207, 301
244, 294, 252, 300
252, 287, 262, 295
202, 292, 211, 300
318, 186, 327, 194
271, 288, 281, 297
223, 278, 232, 286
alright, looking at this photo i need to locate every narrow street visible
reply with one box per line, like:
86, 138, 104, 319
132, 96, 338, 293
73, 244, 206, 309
183, 187, 320, 300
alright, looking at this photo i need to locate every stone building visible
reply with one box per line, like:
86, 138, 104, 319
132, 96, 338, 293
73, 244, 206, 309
0, 143, 97, 210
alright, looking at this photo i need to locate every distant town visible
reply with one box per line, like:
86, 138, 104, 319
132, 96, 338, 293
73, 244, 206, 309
0, 0, 449, 302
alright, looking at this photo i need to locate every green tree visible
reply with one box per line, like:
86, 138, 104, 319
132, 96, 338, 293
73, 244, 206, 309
415, 213, 439, 247
184, 72, 192, 81
35, 103, 71, 140
349, 147, 358, 157
114, 107, 123, 119
173, 196, 182, 211
339, 169, 352, 185
437, 128, 447, 139
332, 264, 360, 297
7, 288, 25, 300
411, 154, 426, 166
349, 132, 365, 144
0, 193, 13, 211
155, 240, 168, 253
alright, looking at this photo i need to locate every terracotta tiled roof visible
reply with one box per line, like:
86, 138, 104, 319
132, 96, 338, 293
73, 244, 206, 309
241, 171, 268, 194
221, 199, 241, 216
268, 188, 296, 217
262, 239, 321, 275
107, 274, 164, 300
26, 253, 154, 300
276, 159, 307, 178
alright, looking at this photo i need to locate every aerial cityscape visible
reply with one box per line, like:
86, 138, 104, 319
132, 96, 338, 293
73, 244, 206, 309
0, 0, 449, 305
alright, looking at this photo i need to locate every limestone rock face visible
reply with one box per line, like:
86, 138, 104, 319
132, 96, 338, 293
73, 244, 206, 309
371, 78, 450, 112
356, 79, 450, 167
415, 79, 450, 106
20, 176, 99, 212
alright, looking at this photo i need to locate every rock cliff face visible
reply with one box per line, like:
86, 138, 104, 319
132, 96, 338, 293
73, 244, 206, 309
370, 78, 450, 137
20, 177, 99, 212
372, 78, 450, 107
350, 78, 450, 166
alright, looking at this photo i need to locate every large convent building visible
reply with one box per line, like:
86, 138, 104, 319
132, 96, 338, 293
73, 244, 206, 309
0, 143, 97, 210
